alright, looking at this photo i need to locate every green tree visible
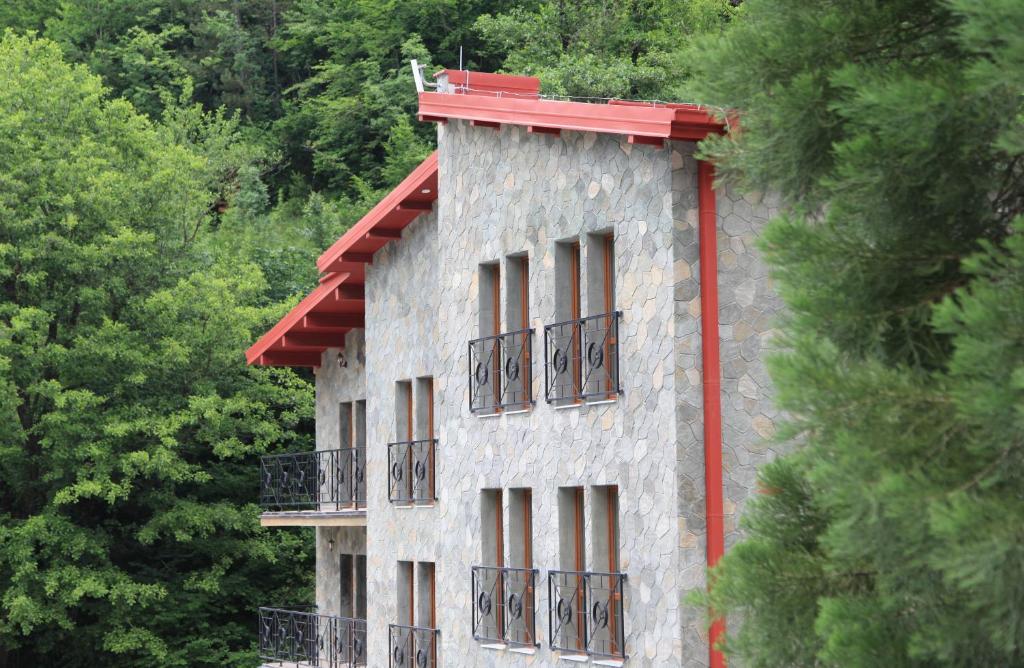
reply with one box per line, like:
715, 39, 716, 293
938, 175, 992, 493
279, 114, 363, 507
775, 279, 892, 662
475, 0, 739, 99
689, 0, 1024, 665
0, 33, 313, 667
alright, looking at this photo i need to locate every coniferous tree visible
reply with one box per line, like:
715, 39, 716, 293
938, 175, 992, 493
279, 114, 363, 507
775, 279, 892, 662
688, 1, 1024, 665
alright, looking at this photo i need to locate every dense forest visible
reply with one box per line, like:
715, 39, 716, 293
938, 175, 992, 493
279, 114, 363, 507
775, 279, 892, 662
2, 0, 1022, 666
0, 2, 738, 666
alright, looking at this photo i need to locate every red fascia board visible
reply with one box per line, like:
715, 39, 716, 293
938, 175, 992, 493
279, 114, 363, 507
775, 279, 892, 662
245, 272, 352, 365
417, 91, 725, 141
316, 151, 438, 274
435, 69, 540, 97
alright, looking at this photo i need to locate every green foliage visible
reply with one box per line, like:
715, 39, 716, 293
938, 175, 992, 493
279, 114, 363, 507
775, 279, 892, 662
690, 0, 1024, 665
0, 32, 313, 667
476, 0, 738, 99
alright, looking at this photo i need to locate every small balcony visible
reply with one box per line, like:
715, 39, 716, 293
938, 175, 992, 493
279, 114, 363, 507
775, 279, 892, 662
388, 623, 439, 668
468, 328, 534, 414
260, 448, 366, 527
544, 312, 622, 405
547, 570, 627, 661
471, 565, 539, 649
387, 439, 437, 505
258, 607, 366, 668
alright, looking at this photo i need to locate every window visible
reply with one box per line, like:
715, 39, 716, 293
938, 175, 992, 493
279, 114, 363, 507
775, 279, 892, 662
588, 485, 625, 658
507, 488, 535, 646
546, 234, 620, 403
503, 255, 532, 410
397, 560, 415, 626
339, 401, 353, 450
390, 380, 436, 504
339, 554, 366, 620
479, 262, 501, 338
391, 560, 439, 668
548, 485, 626, 659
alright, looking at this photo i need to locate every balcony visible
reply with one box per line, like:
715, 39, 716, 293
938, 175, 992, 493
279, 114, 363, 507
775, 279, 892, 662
547, 570, 627, 661
471, 565, 539, 649
260, 448, 366, 527
388, 624, 439, 668
258, 607, 366, 668
387, 439, 437, 505
544, 312, 622, 405
468, 328, 534, 413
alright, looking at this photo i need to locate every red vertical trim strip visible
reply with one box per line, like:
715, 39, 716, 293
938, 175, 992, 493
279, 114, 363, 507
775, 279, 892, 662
698, 160, 726, 668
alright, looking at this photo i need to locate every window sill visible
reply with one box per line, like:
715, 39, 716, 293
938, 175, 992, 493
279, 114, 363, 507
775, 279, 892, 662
480, 642, 507, 651
393, 502, 435, 509
509, 646, 537, 655
557, 653, 590, 663
593, 659, 626, 667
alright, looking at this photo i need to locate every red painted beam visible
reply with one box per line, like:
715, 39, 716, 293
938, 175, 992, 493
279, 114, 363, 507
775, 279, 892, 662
698, 160, 726, 668
471, 119, 501, 130
258, 351, 322, 367
340, 252, 374, 264
628, 134, 664, 148
418, 114, 448, 124
367, 229, 403, 240
334, 285, 365, 301
527, 125, 560, 135
282, 332, 347, 348
302, 313, 365, 329
396, 201, 433, 212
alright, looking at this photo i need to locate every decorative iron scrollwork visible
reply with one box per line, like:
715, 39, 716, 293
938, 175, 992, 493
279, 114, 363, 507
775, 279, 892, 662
260, 448, 366, 512
469, 329, 534, 413
544, 312, 622, 404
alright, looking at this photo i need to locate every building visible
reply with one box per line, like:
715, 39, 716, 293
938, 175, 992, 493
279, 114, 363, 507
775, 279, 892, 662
246, 69, 784, 668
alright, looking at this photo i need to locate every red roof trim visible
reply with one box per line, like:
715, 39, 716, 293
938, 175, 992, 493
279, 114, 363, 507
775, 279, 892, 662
247, 152, 439, 367
417, 91, 726, 141
245, 272, 350, 365
316, 151, 438, 274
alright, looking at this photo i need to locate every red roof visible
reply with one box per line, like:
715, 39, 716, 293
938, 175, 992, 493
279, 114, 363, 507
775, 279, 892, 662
245, 152, 438, 366
246, 71, 728, 367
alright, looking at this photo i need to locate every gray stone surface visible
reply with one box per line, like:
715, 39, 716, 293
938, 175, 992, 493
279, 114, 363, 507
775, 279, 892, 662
305, 119, 783, 667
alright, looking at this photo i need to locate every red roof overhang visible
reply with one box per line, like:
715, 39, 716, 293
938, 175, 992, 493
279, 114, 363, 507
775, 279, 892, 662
246, 71, 731, 368
417, 91, 727, 142
317, 151, 438, 274
245, 151, 438, 366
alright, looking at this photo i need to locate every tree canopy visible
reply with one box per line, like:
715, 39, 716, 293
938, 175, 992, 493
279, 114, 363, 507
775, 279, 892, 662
0, 2, 740, 665
690, 0, 1024, 665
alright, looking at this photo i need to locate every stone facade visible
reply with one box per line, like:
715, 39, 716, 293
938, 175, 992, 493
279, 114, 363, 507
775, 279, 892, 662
308, 119, 783, 667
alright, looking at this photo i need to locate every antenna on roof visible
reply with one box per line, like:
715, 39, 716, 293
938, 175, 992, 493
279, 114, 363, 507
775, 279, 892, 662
459, 46, 463, 72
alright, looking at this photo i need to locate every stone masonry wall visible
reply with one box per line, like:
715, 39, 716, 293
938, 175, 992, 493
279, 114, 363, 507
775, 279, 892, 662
310, 118, 782, 667
358, 120, 682, 667
314, 329, 367, 618
671, 144, 786, 666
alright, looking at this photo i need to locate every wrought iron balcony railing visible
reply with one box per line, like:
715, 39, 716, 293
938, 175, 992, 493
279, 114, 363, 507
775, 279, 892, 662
388, 623, 439, 668
258, 607, 366, 667
387, 439, 437, 504
547, 570, 627, 660
260, 448, 366, 512
471, 565, 539, 648
468, 328, 534, 413
543, 312, 622, 404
